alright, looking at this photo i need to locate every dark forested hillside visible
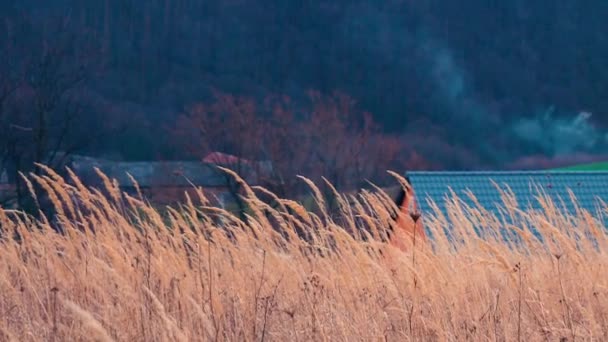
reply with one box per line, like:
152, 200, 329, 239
2, 1, 608, 169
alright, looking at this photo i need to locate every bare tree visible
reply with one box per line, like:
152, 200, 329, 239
0, 59, 19, 207
259, 94, 313, 199
173, 90, 266, 221
0, 14, 101, 211
172, 89, 410, 218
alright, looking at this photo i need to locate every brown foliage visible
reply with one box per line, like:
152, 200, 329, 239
1, 168, 608, 341
171, 90, 415, 200
173, 90, 264, 164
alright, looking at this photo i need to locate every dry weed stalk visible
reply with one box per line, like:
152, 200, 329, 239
0, 168, 605, 341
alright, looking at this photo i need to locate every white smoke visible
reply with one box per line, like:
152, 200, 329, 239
512, 107, 608, 155
338, 6, 608, 164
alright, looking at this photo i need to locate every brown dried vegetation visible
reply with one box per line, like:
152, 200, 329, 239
0, 169, 607, 341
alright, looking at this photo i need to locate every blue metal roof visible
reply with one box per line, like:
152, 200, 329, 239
407, 171, 608, 232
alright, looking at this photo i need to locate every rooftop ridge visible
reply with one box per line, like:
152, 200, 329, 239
407, 170, 608, 175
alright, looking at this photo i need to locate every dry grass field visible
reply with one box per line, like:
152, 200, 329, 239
0, 167, 607, 341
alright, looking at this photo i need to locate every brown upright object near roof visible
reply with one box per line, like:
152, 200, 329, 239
388, 177, 426, 252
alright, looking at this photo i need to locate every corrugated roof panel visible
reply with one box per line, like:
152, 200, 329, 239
408, 171, 608, 230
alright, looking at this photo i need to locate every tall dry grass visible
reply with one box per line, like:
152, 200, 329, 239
0, 167, 607, 341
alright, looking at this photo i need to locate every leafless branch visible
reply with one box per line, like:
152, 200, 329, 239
9, 124, 33, 132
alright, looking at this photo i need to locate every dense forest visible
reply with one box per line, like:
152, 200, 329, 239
2, 1, 608, 182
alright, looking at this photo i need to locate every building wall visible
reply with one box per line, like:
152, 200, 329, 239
133, 186, 232, 208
